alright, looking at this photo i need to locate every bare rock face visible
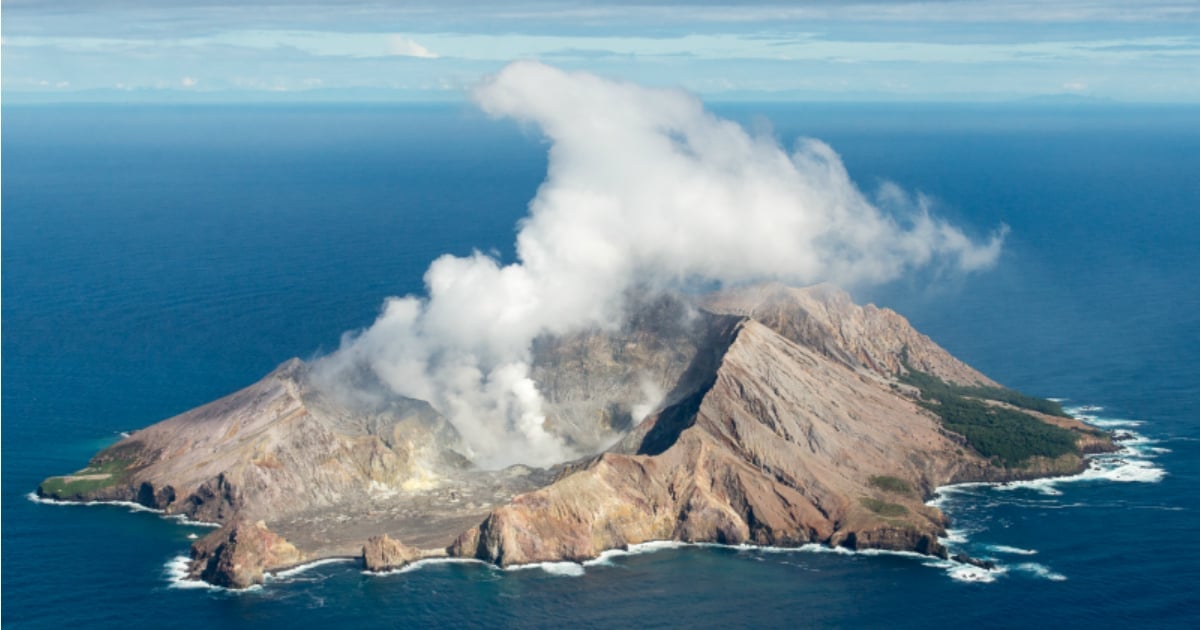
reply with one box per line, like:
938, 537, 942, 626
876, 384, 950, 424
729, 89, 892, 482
362, 534, 441, 572
189, 520, 302, 589
703, 283, 996, 386
38, 283, 1109, 587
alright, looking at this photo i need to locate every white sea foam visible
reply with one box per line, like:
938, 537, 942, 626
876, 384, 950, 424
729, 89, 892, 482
1076, 456, 1166, 483
933, 446, 1165, 505
626, 540, 692, 554
27, 492, 164, 513
601, 539, 964, 576
364, 557, 489, 577
505, 561, 586, 577
576, 540, 706, 565
695, 541, 806, 554
501, 539, 937, 580
742, 543, 823, 555
1083, 417, 1144, 428
1014, 562, 1067, 581
580, 540, 734, 567
29, 492, 226, 529
986, 545, 1038, 556
994, 478, 1064, 496
164, 555, 209, 589
919, 557, 1006, 583
581, 548, 633, 567
164, 555, 352, 590
163, 513, 222, 528
163, 555, 260, 592
26, 492, 61, 506
268, 558, 356, 581
947, 564, 1003, 583
942, 529, 970, 545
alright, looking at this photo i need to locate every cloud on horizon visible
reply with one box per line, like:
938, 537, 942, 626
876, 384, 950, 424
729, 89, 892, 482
4, 1, 1199, 101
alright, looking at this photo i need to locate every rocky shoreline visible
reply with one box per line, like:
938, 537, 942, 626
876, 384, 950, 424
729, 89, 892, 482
36, 284, 1114, 589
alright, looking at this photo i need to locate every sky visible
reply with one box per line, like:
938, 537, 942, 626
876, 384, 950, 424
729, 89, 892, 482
3, 0, 1199, 103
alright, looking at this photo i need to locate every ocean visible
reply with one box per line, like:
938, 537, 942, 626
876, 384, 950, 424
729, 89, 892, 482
3, 102, 1198, 628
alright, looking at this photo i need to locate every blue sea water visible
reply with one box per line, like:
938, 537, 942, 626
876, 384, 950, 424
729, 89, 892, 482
3, 103, 1199, 628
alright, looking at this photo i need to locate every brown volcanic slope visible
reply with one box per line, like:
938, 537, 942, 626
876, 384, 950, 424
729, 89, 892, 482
703, 282, 996, 387
37, 284, 1106, 588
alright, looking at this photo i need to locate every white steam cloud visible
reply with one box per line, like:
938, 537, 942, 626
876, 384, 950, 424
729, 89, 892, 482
314, 61, 1006, 469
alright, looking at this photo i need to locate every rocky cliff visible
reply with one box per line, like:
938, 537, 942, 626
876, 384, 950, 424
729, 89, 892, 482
37, 284, 1110, 587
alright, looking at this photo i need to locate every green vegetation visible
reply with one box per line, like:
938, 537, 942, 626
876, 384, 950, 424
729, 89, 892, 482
859, 497, 910, 517
923, 395, 1079, 466
899, 356, 1079, 467
39, 459, 132, 498
898, 364, 1069, 417
868, 475, 914, 495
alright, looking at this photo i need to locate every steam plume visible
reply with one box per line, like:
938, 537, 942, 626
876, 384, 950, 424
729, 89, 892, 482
313, 61, 1006, 468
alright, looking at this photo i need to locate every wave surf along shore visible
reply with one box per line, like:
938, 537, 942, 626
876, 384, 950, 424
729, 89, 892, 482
924, 404, 1169, 582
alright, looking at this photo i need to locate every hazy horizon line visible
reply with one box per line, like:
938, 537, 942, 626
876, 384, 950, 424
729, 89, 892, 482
8, 89, 1199, 107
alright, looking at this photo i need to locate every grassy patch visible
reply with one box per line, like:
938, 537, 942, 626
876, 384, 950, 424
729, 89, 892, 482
859, 497, 910, 517
868, 475, 913, 495
39, 458, 133, 498
899, 359, 1079, 467
898, 356, 1068, 417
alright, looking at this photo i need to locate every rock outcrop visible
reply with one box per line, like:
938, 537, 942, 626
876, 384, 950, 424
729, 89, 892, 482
189, 520, 303, 589
37, 284, 1111, 588
362, 534, 445, 572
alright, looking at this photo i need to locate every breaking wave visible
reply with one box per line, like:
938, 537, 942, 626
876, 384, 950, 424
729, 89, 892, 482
165, 556, 355, 591
926, 403, 1168, 584
28, 492, 221, 527
920, 559, 1005, 583
986, 545, 1038, 556
28, 492, 161, 513
1014, 562, 1067, 581
163, 513, 222, 528
270, 558, 357, 581
504, 561, 586, 577
361, 558, 487, 577
163, 555, 260, 592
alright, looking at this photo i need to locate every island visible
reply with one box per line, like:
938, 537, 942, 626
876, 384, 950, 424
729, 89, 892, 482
37, 283, 1114, 588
